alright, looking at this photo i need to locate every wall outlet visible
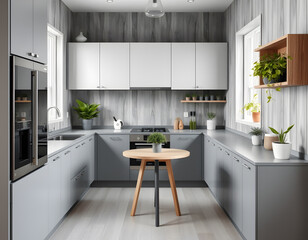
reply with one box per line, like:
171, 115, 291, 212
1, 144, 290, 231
184, 112, 189, 118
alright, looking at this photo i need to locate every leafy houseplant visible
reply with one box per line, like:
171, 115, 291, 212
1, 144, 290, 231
192, 93, 197, 101
207, 112, 216, 130
242, 94, 261, 122
73, 99, 100, 130
185, 94, 190, 101
249, 127, 265, 146
147, 133, 167, 153
269, 124, 294, 159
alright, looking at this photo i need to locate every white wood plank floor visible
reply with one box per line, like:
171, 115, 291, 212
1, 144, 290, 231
49, 188, 242, 240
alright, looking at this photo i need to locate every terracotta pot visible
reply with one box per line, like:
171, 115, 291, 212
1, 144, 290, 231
264, 134, 279, 150
252, 112, 260, 122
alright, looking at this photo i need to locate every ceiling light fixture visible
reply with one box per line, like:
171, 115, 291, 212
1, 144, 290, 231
106, 0, 113, 3
187, 0, 194, 2
145, 0, 165, 18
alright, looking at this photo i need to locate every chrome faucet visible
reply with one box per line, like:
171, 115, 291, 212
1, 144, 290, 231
47, 106, 61, 118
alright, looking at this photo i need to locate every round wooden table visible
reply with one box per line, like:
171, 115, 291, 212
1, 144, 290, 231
123, 148, 190, 227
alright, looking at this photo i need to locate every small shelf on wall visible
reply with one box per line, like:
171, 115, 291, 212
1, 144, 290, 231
181, 100, 227, 103
254, 34, 308, 89
15, 100, 32, 103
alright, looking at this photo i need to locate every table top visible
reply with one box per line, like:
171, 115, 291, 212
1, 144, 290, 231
123, 148, 190, 160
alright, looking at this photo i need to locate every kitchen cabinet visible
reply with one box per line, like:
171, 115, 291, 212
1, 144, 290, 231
204, 137, 217, 193
12, 166, 49, 240
130, 43, 171, 88
70, 167, 89, 205
170, 134, 202, 181
61, 148, 72, 214
222, 148, 233, 215
11, 0, 47, 64
196, 43, 228, 90
97, 135, 129, 181
99, 43, 130, 89
215, 144, 224, 205
68, 43, 100, 90
86, 136, 95, 184
171, 43, 196, 89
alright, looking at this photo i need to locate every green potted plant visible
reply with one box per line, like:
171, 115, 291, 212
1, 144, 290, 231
204, 94, 209, 101
147, 133, 167, 153
185, 94, 190, 101
192, 93, 197, 101
249, 127, 265, 146
269, 124, 294, 159
207, 112, 216, 130
242, 94, 261, 122
73, 99, 100, 130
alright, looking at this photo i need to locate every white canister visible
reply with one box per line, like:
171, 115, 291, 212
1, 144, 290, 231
272, 142, 292, 160
207, 120, 216, 130
251, 135, 262, 146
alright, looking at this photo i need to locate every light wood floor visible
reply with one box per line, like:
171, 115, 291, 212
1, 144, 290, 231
49, 187, 242, 240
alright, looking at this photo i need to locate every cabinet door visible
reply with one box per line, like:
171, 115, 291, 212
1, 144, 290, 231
207, 140, 217, 194
203, 136, 210, 183
172, 43, 196, 89
170, 135, 202, 181
130, 43, 171, 88
12, 166, 49, 240
48, 154, 62, 231
68, 43, 100, 90
222, 148, 233, 215
231, 154, 243, 232
86, 136, 95, 183
100, 43, 129, 89
242, 160, 256, 240
33, 0, 47, 64
61, 149, 72, 213
215, 144, 224, 205
97, 135, 129, 180
196, 43, 227, 90
11, 0, 33, 61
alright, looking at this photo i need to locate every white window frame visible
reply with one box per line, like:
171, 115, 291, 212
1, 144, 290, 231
47, 24, 63, 123
235, 15, 262, 127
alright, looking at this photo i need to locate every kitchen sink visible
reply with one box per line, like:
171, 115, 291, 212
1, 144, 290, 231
48, 134, 84, 141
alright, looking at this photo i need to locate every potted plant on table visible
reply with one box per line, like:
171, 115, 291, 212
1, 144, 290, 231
269, 124, 294, 160
242, 94, 261, 122
73, 99, 100, 130
249, 127, 265, 146
207, 112, 216, 130
147, 133, 167, 153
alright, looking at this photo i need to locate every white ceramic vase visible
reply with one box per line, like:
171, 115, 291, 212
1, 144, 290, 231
272, 142, 292, 160
207, 120, 216, 130
251, 135, 262, 146
152, 143, 162, 153
76, 32, 87, 42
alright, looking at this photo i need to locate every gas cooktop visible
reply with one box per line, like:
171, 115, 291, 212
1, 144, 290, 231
131, 128, 168, 133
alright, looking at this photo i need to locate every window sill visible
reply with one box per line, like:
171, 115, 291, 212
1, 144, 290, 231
236, 119, 261, 128
48, 118, 63, 124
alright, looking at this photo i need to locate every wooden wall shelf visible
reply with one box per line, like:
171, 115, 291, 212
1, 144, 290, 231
15, 100, 31, 103
254, 34, 308, 89
181, 100, 227, 103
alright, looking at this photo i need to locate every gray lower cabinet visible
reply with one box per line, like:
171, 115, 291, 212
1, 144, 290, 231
204, 137, 217, 193
87, 136, 95, 183
170, 134, 202, 181
97, 135, 129, 180
61, 149, 72, 214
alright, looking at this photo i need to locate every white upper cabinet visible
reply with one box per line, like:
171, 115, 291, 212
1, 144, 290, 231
130, 43, 171, 88
100, 43, 130, 90
68, 43, 100, 90
172, 43, 196, 90
196, 43, 228, 90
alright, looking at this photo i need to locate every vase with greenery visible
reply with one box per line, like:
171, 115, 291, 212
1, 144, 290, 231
73, 99, 100, 130
249, 127, 265, 146
192, 93, 197, 101
207, 112, 216, 130
185, 94, 190, 101
269, 124, 294, 159
242, 94, 261, 122
147, 133, 167, 153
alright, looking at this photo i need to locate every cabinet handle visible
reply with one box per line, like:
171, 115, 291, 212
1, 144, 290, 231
89, 138, 93, 142
212, 143, 215, 147
233, 157, 239, 162
97, 86, 100, 88
28, 52, 35, 57
81, 142, 86, 146
75, 145, 81, 149
110, 137, 122, 141
196, 86, 199, 88
218, 147, 222, 151
207, 139, 210, 143
34, 54, 39, 58
225, 151, 230, 156
53, 156, 60, 162
65, 150, 71, 155
242, 163, 251, 170
178, 137, 190, 141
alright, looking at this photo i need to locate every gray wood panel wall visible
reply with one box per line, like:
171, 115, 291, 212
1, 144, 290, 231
47, 0, 72, 131
225, 0, 308, 155
70, 12, 226, 128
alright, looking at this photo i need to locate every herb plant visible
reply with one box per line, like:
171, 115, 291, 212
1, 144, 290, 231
207, 112, 216, 120
147, 133, 167, 144
185, 94, 190, 98
249, 127, 265, 136
73, 99, 100, 120
242, 94, 261, 113
192, 93, 197, 98
268, 124, 294, 144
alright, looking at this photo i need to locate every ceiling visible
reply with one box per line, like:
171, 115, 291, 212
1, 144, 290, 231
62, 0, 234, 13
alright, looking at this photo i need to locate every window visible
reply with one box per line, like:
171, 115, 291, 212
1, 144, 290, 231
236, 16, 261, 126
47, 25, 63, 123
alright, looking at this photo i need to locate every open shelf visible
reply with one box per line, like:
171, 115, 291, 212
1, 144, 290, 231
254, 34, 308, 88
15, 100, 31, 103
181, 100, 227, 103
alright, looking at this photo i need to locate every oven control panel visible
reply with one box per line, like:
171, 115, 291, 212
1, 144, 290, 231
130, 134, 170, 143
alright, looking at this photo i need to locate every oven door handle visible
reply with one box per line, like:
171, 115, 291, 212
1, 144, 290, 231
32, 71, 39, 166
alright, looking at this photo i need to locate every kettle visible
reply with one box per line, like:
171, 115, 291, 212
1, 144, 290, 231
113, 116, 124, 130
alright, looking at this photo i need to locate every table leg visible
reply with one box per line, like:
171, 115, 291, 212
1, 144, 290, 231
166, 160, 181, 216
155, 160, 159, 227
131, 159, 146, 216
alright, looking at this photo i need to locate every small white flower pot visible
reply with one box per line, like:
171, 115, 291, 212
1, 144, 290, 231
207, 120, 216, 130
272, 142, 292, 160
251, 135, 262, 146
152, 143, 162, 153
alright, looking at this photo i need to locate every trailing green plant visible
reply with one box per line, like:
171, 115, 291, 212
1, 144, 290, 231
73, 99, 100, 120
147, 133, 167, 144
242, 94, 261, 113
268, 124, 294, 144
207, 112, 216, 120
249, 127, 265, 136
